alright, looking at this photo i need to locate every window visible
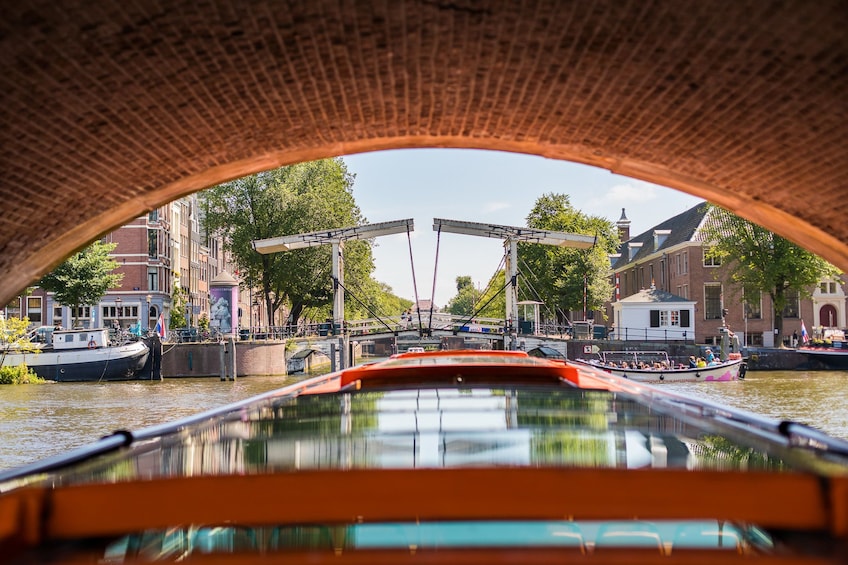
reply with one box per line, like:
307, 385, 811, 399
744, 288, 762, 319
71, 306, 91, 319
148, 209, 158, 222
703, 247, 721, 267
148, 229, 157, 258
820, 281, 838, 294
783, 289, 800, 318
27, 296, 42, 323
53, 306, 62, 326
675, 252, 689, 275
704, 284, 723, 319
659, 311, 668, 326
148, 268, 158, 291
670, 310, 680, 326
746, 332, 764, 346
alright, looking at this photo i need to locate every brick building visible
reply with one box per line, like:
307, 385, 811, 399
6, 194, 236, 333
607, 203, 847, 347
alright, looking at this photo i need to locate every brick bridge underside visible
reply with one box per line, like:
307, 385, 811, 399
1, 1, 846, 305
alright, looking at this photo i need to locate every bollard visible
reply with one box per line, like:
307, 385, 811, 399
330, 343, 336, 373
219, 341, 227, 381
228, 336, 237, 381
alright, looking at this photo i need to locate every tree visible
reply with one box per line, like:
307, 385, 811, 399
447, 273, 506, 319
0, 315, 43, 383
39, 241, 123, 326
699, 205, 840, 346
446, 276, 478, 316
201, 159, 375, 326
519, 194, 618, 323
169, 286, 190, 330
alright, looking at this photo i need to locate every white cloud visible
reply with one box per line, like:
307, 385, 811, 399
587, 181, 661, 207
481, 201, 510, 214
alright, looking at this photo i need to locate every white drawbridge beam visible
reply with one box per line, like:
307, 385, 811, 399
433, 218, 595, 345
252, 219, 414, 332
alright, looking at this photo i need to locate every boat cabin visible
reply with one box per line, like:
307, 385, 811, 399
50, 328, 111, 350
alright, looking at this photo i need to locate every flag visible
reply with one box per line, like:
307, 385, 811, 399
800, 320, 809, 344
154, 313, 166, 339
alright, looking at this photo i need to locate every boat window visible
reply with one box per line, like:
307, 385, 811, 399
93, 520, 773, 561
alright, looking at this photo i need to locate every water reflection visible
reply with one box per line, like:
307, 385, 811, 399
664, 370, 848, 440
0, 369, 846, 473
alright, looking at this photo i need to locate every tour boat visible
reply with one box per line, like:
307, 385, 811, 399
1, 327, 150, 382
0, 350, 845, 563
575, 350, 746, 383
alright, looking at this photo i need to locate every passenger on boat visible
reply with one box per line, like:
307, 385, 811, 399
688, 356, 697, 368
696, 357, 707, 368
705, 348, 715, 364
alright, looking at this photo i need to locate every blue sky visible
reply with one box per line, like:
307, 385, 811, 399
344, 149, 702, 308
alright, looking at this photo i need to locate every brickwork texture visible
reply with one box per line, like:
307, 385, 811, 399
0, 1, 846, 305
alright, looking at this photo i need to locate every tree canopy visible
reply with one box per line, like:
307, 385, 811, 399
201, 159, 399, 326
446, 272, 506, 320
699, 205, 840, 344
39, 241, 123, 326
518, 194, 618, 323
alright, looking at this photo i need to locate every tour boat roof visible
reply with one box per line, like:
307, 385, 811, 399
1, 350, 846, 563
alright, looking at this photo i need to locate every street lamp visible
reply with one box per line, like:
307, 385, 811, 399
115, 297, 122, 328
146, 294, 152, 332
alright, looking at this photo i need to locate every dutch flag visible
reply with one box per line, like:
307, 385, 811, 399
800, 320, 809, 344
154, 313, 166, 339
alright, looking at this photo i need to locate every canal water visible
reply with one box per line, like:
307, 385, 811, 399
0, 370, 846, 472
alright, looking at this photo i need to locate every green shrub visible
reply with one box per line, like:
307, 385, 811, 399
0, 364, 45, 384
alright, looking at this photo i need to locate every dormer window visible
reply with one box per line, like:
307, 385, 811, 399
628, 242, 643, 261
653, 229, 671, 251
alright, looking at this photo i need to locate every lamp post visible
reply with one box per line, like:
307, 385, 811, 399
115, 297, 122, 328
146, 294, 152, 332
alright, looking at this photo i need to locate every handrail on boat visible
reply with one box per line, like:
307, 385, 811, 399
0, 468, 846, 551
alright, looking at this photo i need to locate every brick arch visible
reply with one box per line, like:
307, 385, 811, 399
0, 1, 846, 305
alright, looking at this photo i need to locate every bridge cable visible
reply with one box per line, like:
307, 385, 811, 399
406, 228, 424, 333
471, 255, 505, 313
332, 276, 396, 334
519, 256, 572, 327
426, 224, 442, 334
456, 271, 517, 332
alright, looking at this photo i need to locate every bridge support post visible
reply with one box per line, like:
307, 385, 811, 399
338, 336, 347, 370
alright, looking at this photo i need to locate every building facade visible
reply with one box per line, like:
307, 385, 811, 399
607, 204, 847, 347
6, 194, 237, 333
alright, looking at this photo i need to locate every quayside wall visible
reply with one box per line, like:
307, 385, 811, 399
160, 342, 287, 378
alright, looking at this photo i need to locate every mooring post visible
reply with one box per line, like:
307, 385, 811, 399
219, 341, 227, 381
228, 335, 237, 381
330, 342, 337, 373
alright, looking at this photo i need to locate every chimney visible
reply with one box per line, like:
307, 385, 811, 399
617, 208, 631, 242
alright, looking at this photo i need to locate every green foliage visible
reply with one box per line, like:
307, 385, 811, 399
0, 316, 43, 383
700, 205, 840, 343
519, 193, 618, 322
169, 286, 190, 329
38, 241, 123, 325
197, 312, 210, 331
0, 364, 45, 384
447, 272, 506, 318
201, 159, 376, 326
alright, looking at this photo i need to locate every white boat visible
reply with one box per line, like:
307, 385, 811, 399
2, 328, 150, 382
575, 350, 746, 383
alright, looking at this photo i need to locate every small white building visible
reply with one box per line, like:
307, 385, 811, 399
611, 288, 696, 341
